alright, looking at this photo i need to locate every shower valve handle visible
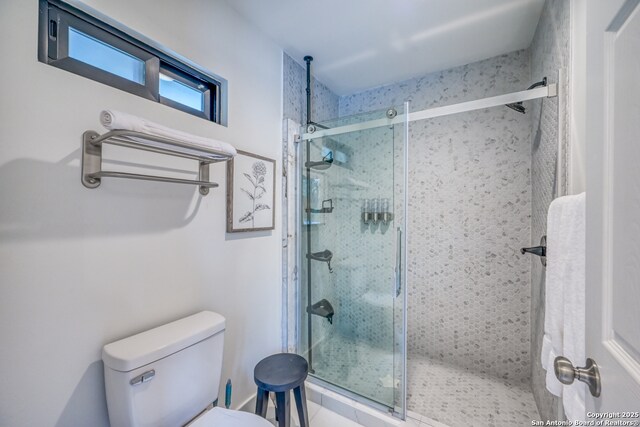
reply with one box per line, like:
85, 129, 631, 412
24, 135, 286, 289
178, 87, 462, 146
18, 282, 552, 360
520, 235, 547, 266
520, 245, 546, 257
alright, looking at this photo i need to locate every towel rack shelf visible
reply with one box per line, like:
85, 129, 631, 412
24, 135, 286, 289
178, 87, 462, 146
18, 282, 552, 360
81, 130, 233, 195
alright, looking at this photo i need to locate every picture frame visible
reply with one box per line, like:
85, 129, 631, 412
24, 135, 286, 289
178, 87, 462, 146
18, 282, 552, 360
226, 150, 276, 232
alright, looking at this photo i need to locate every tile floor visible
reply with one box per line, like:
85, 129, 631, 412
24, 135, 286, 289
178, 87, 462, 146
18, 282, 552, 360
311, 337, 395, 406
304, 335, 541, 427
266, 399, 443, 427
407, 354, 540, 427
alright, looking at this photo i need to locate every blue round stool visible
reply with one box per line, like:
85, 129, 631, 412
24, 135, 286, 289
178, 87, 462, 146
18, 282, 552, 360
254, 353, 309, 427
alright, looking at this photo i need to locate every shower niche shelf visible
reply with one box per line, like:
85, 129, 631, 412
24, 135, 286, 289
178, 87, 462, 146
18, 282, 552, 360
307, 250, 334, 273
305, 152, 333, 170
307, 299, 334, 325
81, 129, 234, 195
306, 199, 334, 214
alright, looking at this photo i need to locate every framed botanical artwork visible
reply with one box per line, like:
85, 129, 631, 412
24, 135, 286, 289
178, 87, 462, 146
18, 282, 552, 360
226, 150, 276, 232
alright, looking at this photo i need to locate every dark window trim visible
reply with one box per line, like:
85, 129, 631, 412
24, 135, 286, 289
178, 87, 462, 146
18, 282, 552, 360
159, 64, 212, 121
38, 0, 224, 124
45, 6, 159, 101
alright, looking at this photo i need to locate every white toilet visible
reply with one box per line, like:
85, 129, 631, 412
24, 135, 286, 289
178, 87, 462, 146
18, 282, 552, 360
102, 311, 273, 427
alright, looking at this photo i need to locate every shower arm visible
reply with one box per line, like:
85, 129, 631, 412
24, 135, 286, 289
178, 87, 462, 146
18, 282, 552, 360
527, 77, 548, 90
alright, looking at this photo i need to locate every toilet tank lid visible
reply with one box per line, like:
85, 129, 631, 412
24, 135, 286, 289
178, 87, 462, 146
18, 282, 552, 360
102, 311, 225, 372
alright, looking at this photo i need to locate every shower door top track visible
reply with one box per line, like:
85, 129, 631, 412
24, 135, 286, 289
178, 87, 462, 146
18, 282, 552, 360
302, 81, 557, 140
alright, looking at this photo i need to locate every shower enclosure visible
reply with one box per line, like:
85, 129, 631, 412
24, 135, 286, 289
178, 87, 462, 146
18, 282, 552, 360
288, 55, 559, 423
298, 106, 409, 416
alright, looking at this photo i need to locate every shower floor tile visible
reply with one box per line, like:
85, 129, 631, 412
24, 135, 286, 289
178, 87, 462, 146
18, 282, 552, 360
310, 335, 396, 406
408, 354, 540, 427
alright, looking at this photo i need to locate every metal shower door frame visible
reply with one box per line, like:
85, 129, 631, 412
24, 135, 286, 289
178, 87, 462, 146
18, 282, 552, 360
302, 83, 557, 140
297, 108, 410, 419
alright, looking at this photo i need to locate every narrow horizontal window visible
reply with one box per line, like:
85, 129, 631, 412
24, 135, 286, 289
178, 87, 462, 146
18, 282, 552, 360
158, 65, 213, 120
38, 0, 224, 124
68, 27, 146, 85
160, 73, 203, 111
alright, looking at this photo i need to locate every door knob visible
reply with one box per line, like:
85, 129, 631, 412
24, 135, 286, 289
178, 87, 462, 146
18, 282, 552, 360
554, 356, 601, 397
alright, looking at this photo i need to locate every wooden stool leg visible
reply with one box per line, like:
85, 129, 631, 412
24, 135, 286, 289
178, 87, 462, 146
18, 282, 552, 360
293, 385, 309, 427
255, 388, 269, 418
275, 391, 291, 427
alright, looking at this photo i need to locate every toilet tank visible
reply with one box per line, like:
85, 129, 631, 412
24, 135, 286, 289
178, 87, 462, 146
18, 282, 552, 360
102, 311, 226, 427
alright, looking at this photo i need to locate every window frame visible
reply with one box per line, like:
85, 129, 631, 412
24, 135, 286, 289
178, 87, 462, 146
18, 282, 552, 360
38, 0, 223, 124
45, 6, 159, 101
159, 64, 213, 121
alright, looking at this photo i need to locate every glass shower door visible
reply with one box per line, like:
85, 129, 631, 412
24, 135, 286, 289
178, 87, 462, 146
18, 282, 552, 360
299, 107, 407, 415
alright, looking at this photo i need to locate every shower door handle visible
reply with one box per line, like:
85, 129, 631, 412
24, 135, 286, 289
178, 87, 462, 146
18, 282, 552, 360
395, 227, 402, 298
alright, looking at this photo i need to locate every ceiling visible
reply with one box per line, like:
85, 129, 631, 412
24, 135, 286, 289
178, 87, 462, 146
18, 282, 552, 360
224, 0, 546, 95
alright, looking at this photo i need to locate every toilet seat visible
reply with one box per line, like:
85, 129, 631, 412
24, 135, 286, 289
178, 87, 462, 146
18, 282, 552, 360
189, 407, 273, 427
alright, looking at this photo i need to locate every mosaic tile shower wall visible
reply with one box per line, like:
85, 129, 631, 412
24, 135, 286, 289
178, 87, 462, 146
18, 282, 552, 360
283, 53, 339, 125
340, 51, 534, 384
529, 0, 571, 421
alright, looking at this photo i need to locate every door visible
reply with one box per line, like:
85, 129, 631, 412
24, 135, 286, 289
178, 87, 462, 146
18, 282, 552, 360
586, 0, 640, 414
299, 106, 407, 415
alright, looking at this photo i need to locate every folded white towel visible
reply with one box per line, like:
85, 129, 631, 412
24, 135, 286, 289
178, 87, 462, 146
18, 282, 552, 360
100, 109, 237, 157
541, 192, 586, 421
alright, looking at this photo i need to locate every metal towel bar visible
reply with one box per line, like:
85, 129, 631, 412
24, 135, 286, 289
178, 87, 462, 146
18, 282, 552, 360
81, 129, 233, 195
89, 171, 219, 188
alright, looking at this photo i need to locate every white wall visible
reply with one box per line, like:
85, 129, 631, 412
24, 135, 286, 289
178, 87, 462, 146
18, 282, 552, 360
0, 1, 283, 425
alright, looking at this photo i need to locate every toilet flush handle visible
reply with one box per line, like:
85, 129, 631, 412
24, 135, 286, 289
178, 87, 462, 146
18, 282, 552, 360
130, 369, 155, 386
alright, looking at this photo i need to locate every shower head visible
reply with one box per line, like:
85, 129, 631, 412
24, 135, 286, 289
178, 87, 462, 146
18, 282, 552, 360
505, 77, 548, 114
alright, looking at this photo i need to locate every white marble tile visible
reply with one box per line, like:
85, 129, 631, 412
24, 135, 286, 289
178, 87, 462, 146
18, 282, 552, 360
420, 416, 451, 427
408, 354, 539, 427
288, 400, 321, 424
311, 407, 363, 427
354, 409, 388, 427
402, 417, 422, 427
265, 398, 321, 427
306, 380, 445, 427
352, 402, 397, 427
320, 393, 358, 422
306, 384, 323, 405
406, 410, 424, 422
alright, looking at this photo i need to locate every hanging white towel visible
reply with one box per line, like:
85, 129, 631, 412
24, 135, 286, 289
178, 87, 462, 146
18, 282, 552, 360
100, 109, 237, 157
541, 192, 586, 422
541, 196, 564, 397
